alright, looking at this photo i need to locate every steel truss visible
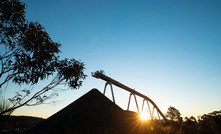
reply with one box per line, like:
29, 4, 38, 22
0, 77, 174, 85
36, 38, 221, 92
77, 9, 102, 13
92, 71, 167, 121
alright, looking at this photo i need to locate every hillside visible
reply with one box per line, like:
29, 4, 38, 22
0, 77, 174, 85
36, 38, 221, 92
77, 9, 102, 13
0, 115, 44, 133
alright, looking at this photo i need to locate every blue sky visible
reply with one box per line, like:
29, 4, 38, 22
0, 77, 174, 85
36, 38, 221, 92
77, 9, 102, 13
12, 0, 221, 118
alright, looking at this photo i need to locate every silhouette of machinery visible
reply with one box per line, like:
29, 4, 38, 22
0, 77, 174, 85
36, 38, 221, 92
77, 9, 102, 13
26, 71, 168, 134
92, 71, 167, 121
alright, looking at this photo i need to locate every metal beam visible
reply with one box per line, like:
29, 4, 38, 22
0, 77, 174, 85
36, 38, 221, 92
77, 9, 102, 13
92, 71, 167, 121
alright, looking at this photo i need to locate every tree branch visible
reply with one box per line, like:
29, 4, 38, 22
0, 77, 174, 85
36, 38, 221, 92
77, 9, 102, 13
0, 74, 64, 116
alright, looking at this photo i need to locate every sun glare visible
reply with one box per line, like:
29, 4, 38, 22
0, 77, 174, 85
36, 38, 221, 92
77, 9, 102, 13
139, 111, 150, 121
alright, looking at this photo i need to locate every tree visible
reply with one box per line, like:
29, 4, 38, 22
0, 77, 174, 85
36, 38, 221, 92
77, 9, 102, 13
181, 116, 198, 134
165, 106, 182, 134
198, 110, 221, 133
165, 106, 181, 121
0, 0, 86, 115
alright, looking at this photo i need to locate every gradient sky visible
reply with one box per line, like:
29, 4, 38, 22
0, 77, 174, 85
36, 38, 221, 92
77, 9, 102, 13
11, 0, 221, 119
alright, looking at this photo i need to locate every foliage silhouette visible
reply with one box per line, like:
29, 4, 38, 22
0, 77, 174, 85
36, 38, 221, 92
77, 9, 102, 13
198, 110, 221, 134
164, 106, 221, 134
0, 0, 86, 116
0, 96, 13, 115
166, 106, 181, 121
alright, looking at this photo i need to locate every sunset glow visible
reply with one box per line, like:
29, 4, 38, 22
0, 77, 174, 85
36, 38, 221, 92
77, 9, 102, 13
139, 111, 150, 121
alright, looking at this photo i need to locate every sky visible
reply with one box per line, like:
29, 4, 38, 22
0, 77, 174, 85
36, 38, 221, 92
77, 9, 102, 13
10, 0, 221, 119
